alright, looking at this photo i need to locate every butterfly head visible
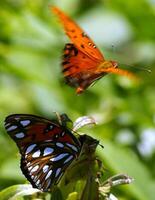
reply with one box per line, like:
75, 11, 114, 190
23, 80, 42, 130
60, 113, 73, 128
110, 60, 118, 68
98, 60, 118, 72
79, 134, 99, 154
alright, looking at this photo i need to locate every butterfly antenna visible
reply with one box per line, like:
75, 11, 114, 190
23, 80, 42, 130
53, 111, 62, 125
99, 143, 104, 149
110, 44, 151, 74
111, 44, 115, 53
119, 63, 151, 74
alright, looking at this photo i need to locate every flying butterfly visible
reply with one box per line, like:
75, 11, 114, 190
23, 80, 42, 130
4, 113, 88, 191
50, 6, 138, 94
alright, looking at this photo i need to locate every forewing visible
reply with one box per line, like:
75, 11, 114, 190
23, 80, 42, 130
4, 114, 80, 149
51, 6, 104, 62
4, 114, 81, 191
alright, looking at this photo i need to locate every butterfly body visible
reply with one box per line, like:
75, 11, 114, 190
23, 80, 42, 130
51, 6, 137, 94
62, 43, 117, 93
4, 114, 82, 191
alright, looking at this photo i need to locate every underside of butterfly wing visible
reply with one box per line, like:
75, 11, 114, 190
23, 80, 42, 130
4, 114, 82, 191
21, 141, 79, 191
51, 6, 104, 62
62, 43, 106, 93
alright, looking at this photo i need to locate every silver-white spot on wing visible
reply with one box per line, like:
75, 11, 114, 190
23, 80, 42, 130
66, 143, 78, 152
31, 165, 39, 173
50, 153, 69, 162
36, 179, 40, 186
49, 125, 53, 130
15, 132, 25, 138
55, 168, 61, 177
43, 165, 49, 173
26, 144, 37, 154
32, 150, 41, 158
46, 125, 54, 132
64, 155, 74, 164
55, 134, 59, 138
20, 120, 31, 127
45, 170, 53, 180
5, 123, 11, 128
56, 142, 64, 148
28, 166, 33, 171
7, 125, 17, 131
43, 147, 54, 156
56, 172, 64, 183
61, 132, 65, 137
45, 179, 51, 190
33, 176, 38, 182
27, 162, 31, 167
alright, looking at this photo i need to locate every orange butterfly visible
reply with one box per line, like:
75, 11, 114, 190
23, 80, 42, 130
50, 6, 137, 94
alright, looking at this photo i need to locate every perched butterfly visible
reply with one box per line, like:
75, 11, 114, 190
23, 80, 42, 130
50, 6, 137, 94
4, 113, 98, 192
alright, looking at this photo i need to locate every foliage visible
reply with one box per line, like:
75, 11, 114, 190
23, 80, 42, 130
0, 0, 155, 199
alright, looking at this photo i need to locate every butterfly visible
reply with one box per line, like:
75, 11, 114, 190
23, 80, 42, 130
4, 113, 93, 192
50, 6, 137, 94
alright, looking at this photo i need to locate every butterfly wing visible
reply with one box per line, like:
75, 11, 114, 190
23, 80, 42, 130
4, 114, 81, 191
62, 43, 105, 93
51, 6, 104, 62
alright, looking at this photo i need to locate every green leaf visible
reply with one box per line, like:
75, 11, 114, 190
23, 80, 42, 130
0, 184, 40, 200
66, 192, 78, 200
97, 140, 155, 200
51, 187, 63, 200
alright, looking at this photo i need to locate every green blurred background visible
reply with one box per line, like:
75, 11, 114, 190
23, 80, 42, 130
0, 0, 155, 199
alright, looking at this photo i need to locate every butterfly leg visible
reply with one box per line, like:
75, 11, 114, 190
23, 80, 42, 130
76, 86, 84, 94
54, 112, 73, 127
53, 112, 62, 125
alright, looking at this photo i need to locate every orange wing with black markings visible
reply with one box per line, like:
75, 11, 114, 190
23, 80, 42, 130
50, 6, 138, 94
52, 6, 104, 62
62, 43, 103, 94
